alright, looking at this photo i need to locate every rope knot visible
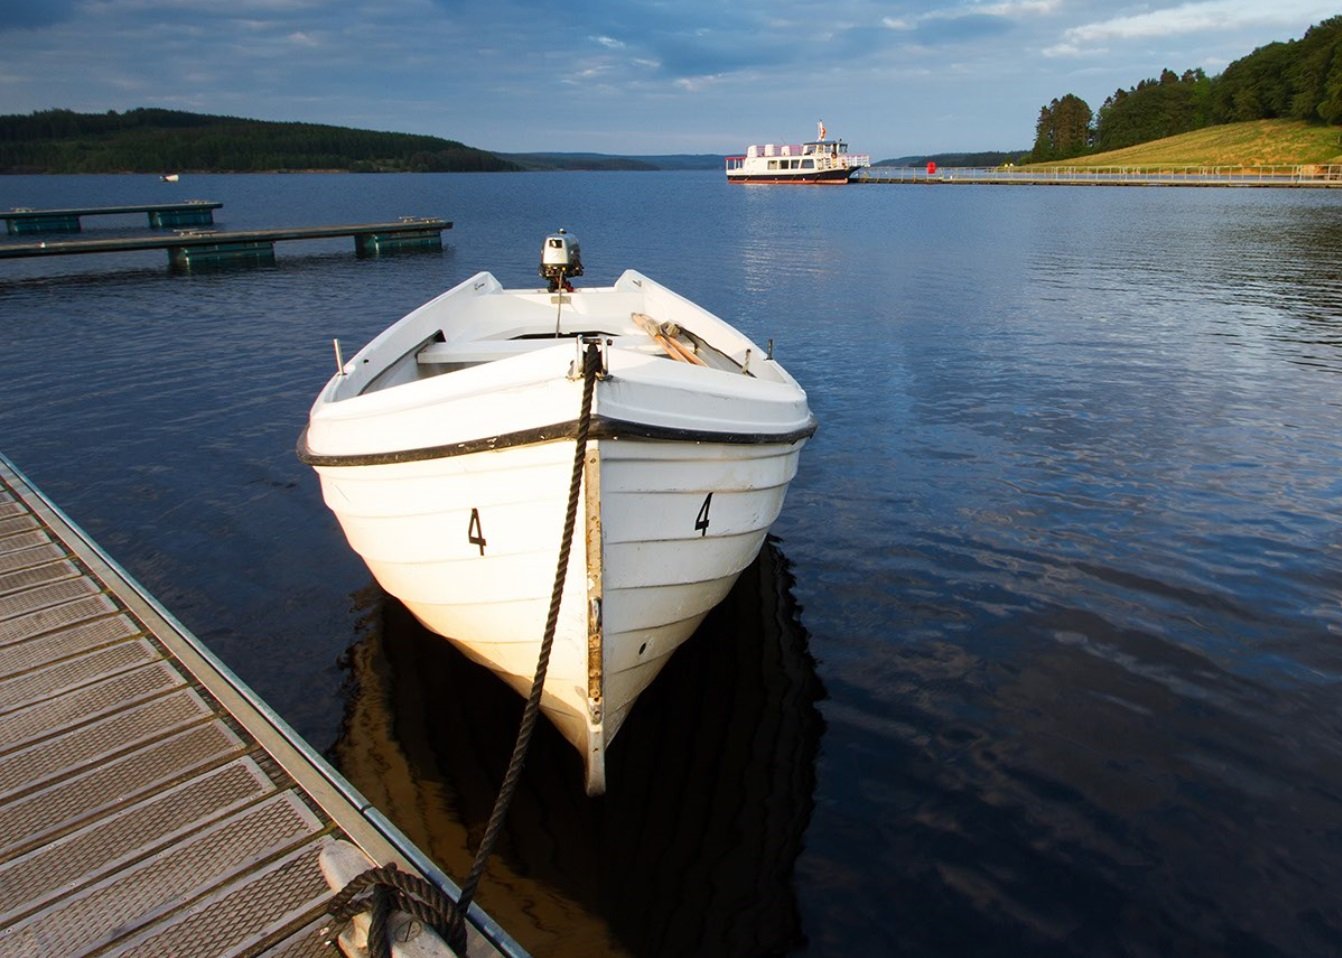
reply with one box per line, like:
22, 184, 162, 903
327, 862, 465, 957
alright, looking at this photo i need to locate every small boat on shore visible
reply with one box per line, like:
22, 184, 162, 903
725, 121, 870, 185
299, 233, 816, 794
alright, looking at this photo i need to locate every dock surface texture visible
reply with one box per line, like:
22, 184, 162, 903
0, 453, 521, 958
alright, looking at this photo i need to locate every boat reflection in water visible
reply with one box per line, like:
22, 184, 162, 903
333, 537, 825, 958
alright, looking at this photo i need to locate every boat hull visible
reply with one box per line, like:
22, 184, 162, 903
725, 168, 853, 185
310, 431, 804, 794
300, 270, 814, 794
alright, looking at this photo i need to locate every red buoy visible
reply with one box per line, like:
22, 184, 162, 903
926, 161, 937, 175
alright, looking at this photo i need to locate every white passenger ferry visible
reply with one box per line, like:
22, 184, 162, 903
725, 122, 870, 185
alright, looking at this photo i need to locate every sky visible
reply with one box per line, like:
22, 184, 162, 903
1, 0, 1337, 159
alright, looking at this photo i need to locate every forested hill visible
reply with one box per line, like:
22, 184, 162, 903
0, 108, 521, 173
500, 152, 724, 171
1031, 15, 1342, 162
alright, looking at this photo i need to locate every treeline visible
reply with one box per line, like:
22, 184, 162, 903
501, 152, 726, 171
0, 108, 521, 173
501, 152, 659, 171
1031, 16, 1342, 161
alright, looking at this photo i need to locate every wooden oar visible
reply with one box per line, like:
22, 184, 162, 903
631, 312, 707, 365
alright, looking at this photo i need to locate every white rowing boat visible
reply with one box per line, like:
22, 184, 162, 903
299, 233, 815, 794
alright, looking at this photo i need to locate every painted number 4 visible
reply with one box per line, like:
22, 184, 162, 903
468, 507, 487, 555
694, 493, 713, 537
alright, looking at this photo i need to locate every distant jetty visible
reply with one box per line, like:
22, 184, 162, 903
2, 201, 221, 234
0, 215, 451, 269
855, 164, 1342, 188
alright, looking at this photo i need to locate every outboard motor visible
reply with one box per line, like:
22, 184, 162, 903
540, 229, 583, 292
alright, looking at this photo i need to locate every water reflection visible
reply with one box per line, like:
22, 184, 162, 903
807, 606, 1342, 957
333, 537, 826, 958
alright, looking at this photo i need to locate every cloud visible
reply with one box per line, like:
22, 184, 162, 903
881, 0, 1060, 45
1041, 42, 1085, 59
1058, 0, 1339, 45
970, 0, 1062, 15
674, 74, 726, 93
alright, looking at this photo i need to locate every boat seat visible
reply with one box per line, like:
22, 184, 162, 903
417, 335, 672, 365
416, 339, 556, 364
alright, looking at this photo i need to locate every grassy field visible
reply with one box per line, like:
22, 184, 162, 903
1031, 119, 1342, 168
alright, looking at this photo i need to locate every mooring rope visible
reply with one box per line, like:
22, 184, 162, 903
328, 341, 602, 958
327, 863, 458, 958
451, 340, 601, 937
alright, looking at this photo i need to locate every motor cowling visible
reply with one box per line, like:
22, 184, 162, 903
540, 229, 583, 291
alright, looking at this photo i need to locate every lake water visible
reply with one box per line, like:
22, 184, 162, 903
2, 172, 1341, 957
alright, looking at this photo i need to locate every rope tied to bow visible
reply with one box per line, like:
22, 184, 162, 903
327, 341, 604, 958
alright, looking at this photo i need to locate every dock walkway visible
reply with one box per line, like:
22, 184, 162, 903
854, 163, 1342, 188
0, 453, 523, 958
2, 202, 224, 234
0, 219, 452, 267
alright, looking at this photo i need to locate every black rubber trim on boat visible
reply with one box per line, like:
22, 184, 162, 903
296, 415, 818, 468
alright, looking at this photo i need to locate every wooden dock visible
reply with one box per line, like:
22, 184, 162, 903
2, 202, 224, 234
0, 453, 524, 958
0, 219, 452, 268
